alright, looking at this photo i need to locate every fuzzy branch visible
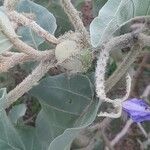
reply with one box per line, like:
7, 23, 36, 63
0, 50, 54, 73
5, 58, 55, 108
7, 11, 59, 44
105, 44, 142, 93
4, 0, 19, 11
61, 0, 90, 46
1, 25, 52, 60
110, 119, 133, 146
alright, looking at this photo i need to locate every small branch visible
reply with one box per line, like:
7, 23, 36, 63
96, 33, 135, 101
0, 50, 54, 73
5, 58, 55, 109
101, 130, 114, 150
89, 118, 112, 132
61, 0, 90, 46
137, 123, 148, 138
105, 44, 142, 93
7, 11, 59, 44
110, 119, 133, 146
1, 26, 53, 59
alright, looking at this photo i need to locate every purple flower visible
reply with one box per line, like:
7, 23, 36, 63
122, 98, 150, 123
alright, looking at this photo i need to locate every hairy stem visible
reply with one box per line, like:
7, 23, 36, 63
5, 59, 55, 108
4, 0, 19, 11
0, 50, 54, 73
8, 11, 59, 44
2, 27, 52, 59
105, 44, 142, 93
61, 0, 90, 46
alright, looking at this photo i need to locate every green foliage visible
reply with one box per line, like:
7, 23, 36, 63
0, 73, 101, 150
92, 0, 108, 17
0, 0, 149, 149
30, 74, 100, 150
47, 0, 73, 36
0, 89, 25, 150
34, 0, 73, 36
90, 0, 150, 47
72, 0, 85, 10
106, 59, 117, 77
16, 126, 43, 150
16, 0, 57, 48
8, 104, 27, 124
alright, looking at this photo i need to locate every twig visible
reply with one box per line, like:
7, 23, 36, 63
5, 58, 55, 109
7, 11, 59, 44
105, 44, 142, 93
137, 123, 148, 138
110, 119, 133, 146
61, 0, 90, 46
74, 139, 95, 150
24, 113, 36, 124
89, 118, 112, 132
96, 33, 135, 100
1, 26, 52, 59
101, 130, 114, 150
0, 50, 54, 73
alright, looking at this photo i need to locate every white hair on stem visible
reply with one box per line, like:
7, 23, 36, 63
95, 47, 132, 118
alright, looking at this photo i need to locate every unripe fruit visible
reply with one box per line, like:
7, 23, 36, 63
55, 34, 92, 73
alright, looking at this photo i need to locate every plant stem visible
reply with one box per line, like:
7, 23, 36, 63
105, 44, 142, 93
8, 11, 59, 44
5, 59, 55, 108
61, 0, 90, 47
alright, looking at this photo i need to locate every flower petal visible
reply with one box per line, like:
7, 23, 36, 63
122, 98, 150, 123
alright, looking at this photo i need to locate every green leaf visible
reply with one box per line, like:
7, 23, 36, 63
8, 104, 27, 124
47, 0, 73, 36
90, 0, 150, 47
30, 74, 100, 150
90, 0, 133, 47
0, 10, 14, 53
0, 88, 25, 150
17, 0, 57, 48
16, 126, 43, 150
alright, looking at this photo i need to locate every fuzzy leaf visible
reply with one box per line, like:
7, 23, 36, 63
17, 0, 57, 48
8, 104, 27, 124
90, 0, 150, 47
16, 126, 42, 150
0, 88, 25, 150
30, 74, 100, 150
